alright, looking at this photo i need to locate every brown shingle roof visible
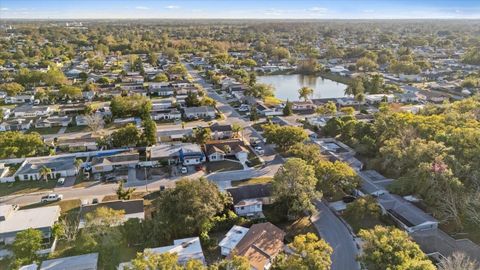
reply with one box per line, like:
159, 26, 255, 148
230, 222, 285, 270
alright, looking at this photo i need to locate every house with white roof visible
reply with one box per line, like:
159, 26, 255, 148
39, 252, 99, 270
0, 205, 61, 245
218, 225, 249, 256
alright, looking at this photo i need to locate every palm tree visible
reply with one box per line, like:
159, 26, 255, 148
298, 87, 314, 101
39, 166, 52, 182
74, 159, 83, 170
232, 124, 243, 139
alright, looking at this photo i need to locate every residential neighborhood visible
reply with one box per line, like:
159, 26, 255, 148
0, 1, 480, 270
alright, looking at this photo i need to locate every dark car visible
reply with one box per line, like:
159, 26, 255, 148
342, 195, 357, 203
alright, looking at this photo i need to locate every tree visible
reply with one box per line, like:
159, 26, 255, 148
316, 101, 337, 116
85, 113, 104, 133
283, 100, 293, 116
110, 124, 141, 147
249, 106, 259, 122
153, 73, 168, 82
245, 83, 274, 99
211, 255, 250, 270
185, 91, 201, 107
322, 117, 344, 137
42, 68, 67, 86
167, 63, 188, 76
0, 131, 45, 159
340, 107, 355, 115
110, 95, 152, 120
154, 178, 230, 239
39, 166, 52, 182
273, 233, 332, 270
272, 158, 319, 219
59, 85, 82, 99
141, 118, 157, 146
356, 57, 378, 72
438, 252, 480, 270
74, 159, 83, 170
358, 226, 436, 270
0, 82, 24, 96
12, 228, 42, 264
345, 77, 365, 97
344, 196, 381, 233
315, 160, 360, 197
192, 127, 211, 145
298, 87, 314, 101
128, 251, 206, 270
262, 124, 308, 151
287, 143, 325, 165
116, 180, 136, 200
231, 123, 242, 139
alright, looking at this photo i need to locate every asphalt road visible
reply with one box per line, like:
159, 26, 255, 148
312, 201, 361, 270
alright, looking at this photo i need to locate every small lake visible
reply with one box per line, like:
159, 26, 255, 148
257, 74, 347, 101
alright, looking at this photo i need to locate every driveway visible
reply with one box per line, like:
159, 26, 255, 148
312, 201, 360, 270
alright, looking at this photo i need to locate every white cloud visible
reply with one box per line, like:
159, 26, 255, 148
135, 6, 149, 10
264, 8, 283, 16
362, 9, 374, 13
308, 7, 328, 13
165, 5, 180, 9
0, 7, 9, 11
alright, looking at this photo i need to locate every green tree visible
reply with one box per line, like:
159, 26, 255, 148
249, 106, 259, 122
154, 178, 230, 239
322, 117, 344, 137
262, 124, 308, 151
245, 83, 274, 99
12, 228, 43, 265
39, 166, 52, 182
345, 77, 365, 96
340, 107, 355, 115
185, 91, 201, 107
344, 196, 381, 233
116, 180, 136, 200
0, 82, 24, 96
287, 143, 324, 165
272, 158, 319, 219
110, 95, 152, 120
153, 73, 168, 82
110, 124, 141, 147
192, 127, 211, 145
42, 68, 67, 86
211, 255, 250, 270
358, 226, 436, 270
0, 131, 45, 158
142, 118, 157, 146
315, 160, 359, 197
298, 87, 314, 101
316, 101, 337, 116
356, 57, 378, 72
273, 233, 332, 270
59, 85, 82, 99
283, 100, 293, 116
231, 123, 242, 139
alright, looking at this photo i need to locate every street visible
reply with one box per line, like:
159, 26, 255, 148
312, 201, 361, 270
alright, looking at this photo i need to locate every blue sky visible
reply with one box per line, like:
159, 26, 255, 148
1, 0, 479, 19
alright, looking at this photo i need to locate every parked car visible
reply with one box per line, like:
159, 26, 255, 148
57, 177, 65, 185
92, 198, 99, 204
255, 146, 265, 155
41, 193, 63, 203
238, 104, 250, 112
181, 166, 188, 174
104, 175, 118, 183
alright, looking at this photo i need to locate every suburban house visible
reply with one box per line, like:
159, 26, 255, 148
226, 184, 272, 217
365, 94, 395, 104
90, 151, 139, 174
35, 116, 72, 128
14, 156, 78, 181
149, 143, 205, 166
13, 105, 53, 118
0, 204, 61, 245
157, 129, 193, 142
292, 101, 317, 112
79, 200, 144, 228
142, 237, 206, 266
151, 109, 182, 121
218, 225, 249, 256
39, 253, 99, 270
149, 86, 174, 96
205, 140, 249, 164
4, 94, 34, 104
55, 134, 99, 152
209, 123, 234, 139
228, 222, 285, 270
183, 106, 216, 119
0, 118, 33, 131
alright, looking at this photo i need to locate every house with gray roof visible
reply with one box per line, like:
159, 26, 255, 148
149, 143, 205, 166
15, 156, 78, 181
183, 106, 216, 120
40, 253, 99, 270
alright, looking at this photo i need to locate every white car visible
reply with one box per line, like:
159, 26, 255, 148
255, 146, 265, 155
57, 177, 65, 185
181, 167, 188, 174
41, 193, 63, 203
238, 105, 250, 112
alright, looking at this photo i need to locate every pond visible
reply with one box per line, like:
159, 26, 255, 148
257, 74, 348, 101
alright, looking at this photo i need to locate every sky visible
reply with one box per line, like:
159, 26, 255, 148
1, 0, 479, 19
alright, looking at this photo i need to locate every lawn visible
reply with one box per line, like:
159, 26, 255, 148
20, 199, 81, 214
27, 126, 62, 135
0, 180, 57, 197
65, 125, 91, 133
206, 160, 243, 173
231, 177, 272, 187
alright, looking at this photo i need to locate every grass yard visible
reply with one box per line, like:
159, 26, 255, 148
231, 177, 272, 187
206, 160, 243, 173
20, 199, 81, 214
0, 180, 57, 197
65, 125, 91, 133
27, 126, 62, 135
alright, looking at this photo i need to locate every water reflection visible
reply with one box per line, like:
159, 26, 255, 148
258, 74, 347, 101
